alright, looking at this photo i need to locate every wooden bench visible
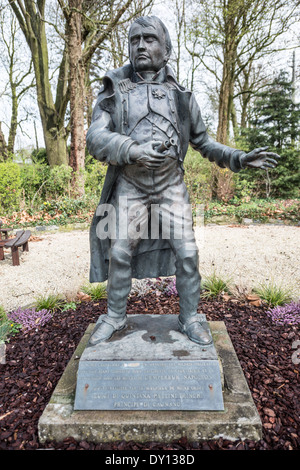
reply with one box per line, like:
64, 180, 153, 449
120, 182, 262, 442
0, 230, 31, 266
0, 220, 12, 240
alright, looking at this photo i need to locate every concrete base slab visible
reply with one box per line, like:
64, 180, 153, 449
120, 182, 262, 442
38, 319, 262, 443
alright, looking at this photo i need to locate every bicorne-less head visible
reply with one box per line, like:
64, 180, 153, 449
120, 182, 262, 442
128, 16, 172, 74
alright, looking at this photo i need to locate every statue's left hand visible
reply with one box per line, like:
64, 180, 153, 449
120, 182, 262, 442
241, 146, 280, 170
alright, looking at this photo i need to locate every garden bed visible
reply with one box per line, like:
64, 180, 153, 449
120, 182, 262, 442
0, 292, 299, 450
1, 198, 299, 230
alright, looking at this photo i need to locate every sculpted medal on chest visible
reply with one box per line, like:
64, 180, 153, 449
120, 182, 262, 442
152, 88, 166, 99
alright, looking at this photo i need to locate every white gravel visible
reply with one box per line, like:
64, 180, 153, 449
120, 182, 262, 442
0, 224, 299, 312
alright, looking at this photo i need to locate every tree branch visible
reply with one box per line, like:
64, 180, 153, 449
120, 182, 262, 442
82, 0, 135, 65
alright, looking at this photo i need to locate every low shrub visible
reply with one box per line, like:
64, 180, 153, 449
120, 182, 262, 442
0, 161, 22, 212
33, 294, 65, 313
81, 282, 107, 301
19, 162, 48, 205
183, 147, 212, 204
204, 198, 300, 223
20, 163, 73, 206
201, 272, 231, 299
267, 301, 300, 325
164, 277, 178, 296
40, 197, 89, 217
84, 161, 107, 196
253, 281, 293, 307
46, 165, 73, 198
7, 307, 52, 332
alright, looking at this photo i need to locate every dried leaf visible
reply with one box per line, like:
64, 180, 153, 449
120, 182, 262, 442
76, 291, 91, 301
222, 294, 231, 301
246, 294, 261, 301
249, 299, 262, 307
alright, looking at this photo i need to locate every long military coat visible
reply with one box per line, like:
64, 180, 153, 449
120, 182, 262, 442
86, 64, 245, 283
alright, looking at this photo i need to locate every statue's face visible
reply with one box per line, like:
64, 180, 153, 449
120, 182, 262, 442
129, 22, 168, 73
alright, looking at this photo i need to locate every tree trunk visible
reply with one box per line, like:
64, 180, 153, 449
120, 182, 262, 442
85, 64, 94, 129
231, 101, 239, 142
216, 46, 236, 145
7, 84, 18, 154
32, 37, 68, 167
67, 0, 86, 196
0, 122, 7, 159
217, 78, 231, 144
43, 127, 69, 166
214, 41, 236, 200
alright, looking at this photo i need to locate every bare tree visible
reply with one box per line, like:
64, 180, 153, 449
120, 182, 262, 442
58, 0, 153, 195
185, 0, 300, 144
8, 0, 153, 195
183, 0, 300, 200
8, 0, 70, 166
0, 7, 35, 154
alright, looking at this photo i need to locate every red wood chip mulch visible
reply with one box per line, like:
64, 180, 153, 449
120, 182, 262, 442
0, 292, 299, 451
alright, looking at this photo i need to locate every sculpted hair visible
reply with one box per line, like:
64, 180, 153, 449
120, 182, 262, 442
128, 16, 172, 58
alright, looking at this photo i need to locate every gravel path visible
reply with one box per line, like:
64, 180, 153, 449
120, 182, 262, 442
0, 224, 299, 312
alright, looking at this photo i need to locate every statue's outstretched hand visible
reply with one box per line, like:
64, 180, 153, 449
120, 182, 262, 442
129, 140, 168, 169
241, 146, 280, 171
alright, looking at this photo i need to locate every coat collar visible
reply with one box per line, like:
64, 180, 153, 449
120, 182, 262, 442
105, 63, 185, 91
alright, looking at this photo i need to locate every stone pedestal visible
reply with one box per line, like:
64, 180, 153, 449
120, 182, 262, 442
74, 314, 224, 412
38, 314, 262, 443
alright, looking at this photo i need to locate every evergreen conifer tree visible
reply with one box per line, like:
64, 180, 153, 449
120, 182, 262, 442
240, 70, 300, 198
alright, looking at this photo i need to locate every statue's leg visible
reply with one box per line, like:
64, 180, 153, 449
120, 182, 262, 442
159, 184, 212, 345
173, 242, 201, 321
89, 243, 134, 345
90, 237, 139, 345
170, 240, 211, 345
90, 180, 148, 345
107, 243, 134, 318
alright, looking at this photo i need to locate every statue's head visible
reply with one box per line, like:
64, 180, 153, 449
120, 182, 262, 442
128, 16, 172, 73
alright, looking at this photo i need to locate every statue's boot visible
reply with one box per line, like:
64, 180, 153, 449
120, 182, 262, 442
178, 316, 212, 345
175, 245, 212, 346
89, 314, 127, 345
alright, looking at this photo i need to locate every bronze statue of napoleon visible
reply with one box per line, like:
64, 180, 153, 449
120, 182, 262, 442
86, 16, 279, 346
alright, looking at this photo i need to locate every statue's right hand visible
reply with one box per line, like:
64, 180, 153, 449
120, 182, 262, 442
129, 141, 167, 169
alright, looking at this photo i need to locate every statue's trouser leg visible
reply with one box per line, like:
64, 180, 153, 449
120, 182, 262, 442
106, 177, 148, 320
106, 243, 135, 318
89, 238, 139, 344
172, 242, 201, 323
158, 190, 211, 344
156, 185, 201, 322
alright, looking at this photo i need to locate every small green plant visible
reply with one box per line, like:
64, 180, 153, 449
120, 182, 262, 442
201, 272, 231, 299
33, 293, 65, 313
0, 305, 21, 342
61, 301, 77, 312
253, 281, 293, 307
0, 304, 6, 322
0, 321, 13, 343
81, 282, 107, 301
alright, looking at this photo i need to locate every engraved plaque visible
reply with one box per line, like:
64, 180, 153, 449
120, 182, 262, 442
74, 360, 224, 410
